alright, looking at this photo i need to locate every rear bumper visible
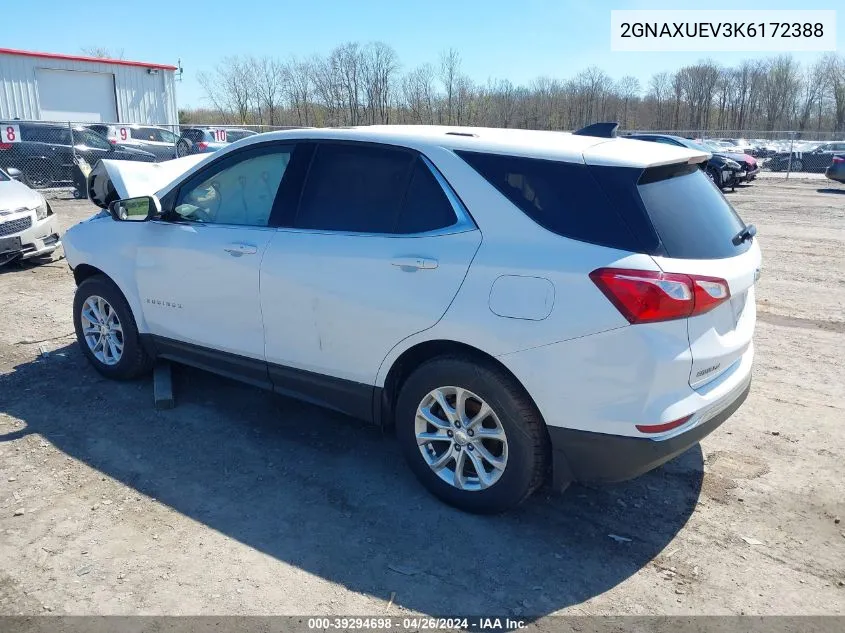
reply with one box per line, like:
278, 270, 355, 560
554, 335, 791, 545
548, 378, 750, 488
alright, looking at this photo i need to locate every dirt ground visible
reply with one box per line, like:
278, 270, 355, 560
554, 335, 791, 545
1, 179, 844, 621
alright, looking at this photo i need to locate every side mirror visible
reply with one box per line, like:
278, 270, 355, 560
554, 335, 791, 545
6, 167, 23, 181
108, 195, 160, 222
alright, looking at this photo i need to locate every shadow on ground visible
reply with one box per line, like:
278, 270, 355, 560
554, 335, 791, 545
817, 187, 845, 194
0, 345, 704, 619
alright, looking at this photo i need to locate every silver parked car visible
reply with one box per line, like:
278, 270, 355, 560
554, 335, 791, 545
0, 167, 61, 266
86, 124, 180, 162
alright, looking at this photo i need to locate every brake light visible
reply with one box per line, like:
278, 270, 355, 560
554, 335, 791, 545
833, 156, 845, 164
108, 138, 117, 145
197, 142, 209, 150
590, 268, 730, 324
0, 143, 11, 150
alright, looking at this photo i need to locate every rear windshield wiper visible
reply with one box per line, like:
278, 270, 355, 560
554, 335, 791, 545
732, 224, 757, 246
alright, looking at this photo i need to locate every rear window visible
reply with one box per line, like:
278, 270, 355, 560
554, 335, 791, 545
225, 130, 255, 142
637, 164, 750, 259
456, 151, 641, 252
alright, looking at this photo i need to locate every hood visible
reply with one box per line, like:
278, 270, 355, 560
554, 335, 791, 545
0, 178, 42, 212
87, 154, 209, 208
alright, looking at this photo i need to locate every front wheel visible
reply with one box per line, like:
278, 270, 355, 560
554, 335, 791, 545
395, 356, 549, 513
73, 275, 154, 380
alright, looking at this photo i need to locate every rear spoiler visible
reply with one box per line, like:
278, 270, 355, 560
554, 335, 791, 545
573, 122, 619, 138
87, 155, 209, 209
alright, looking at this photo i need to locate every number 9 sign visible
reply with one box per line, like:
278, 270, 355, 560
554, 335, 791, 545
117, 127, 129, 142
1, 124, 21, 143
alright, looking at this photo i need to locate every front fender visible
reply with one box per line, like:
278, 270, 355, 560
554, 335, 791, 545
64, 218, 149, 334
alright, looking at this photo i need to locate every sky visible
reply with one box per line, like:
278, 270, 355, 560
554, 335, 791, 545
1, 0, 841, 109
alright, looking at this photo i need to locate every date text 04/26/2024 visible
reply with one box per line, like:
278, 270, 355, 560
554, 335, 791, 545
306, 617, 527, 630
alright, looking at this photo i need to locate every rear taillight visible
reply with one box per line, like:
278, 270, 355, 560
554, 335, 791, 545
0, 143, 11, 150
590, 268, 730, 324
197, 141, 209, 150
833, 156, 845, 164
108, 138, 117, 145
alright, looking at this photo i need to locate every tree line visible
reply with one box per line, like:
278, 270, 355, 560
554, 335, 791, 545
184, 43, 845, 137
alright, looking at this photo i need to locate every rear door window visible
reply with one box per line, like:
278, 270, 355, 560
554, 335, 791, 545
396, 160, 458, 233
295, 143, 414, 233
637, 164, 750, 259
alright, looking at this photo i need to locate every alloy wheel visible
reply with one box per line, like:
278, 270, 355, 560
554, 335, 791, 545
414, 386, 508, 491
80, 295, 124, 366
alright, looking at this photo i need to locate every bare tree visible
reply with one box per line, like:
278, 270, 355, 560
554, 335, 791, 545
439, 49, 461, 124
361, 42, 399, 124
402, 64, 436, 124
198, 57, 253, 123
616, 76, 641, 128
80, 47, 124, 60
761, 56, 801, 130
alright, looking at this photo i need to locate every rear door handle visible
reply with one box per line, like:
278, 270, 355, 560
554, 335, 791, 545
391, 256, 438, 270
224, 243, 258, 256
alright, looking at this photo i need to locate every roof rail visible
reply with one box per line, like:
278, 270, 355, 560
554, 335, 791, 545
573, 122, 619, 138
445, 131, 478, 138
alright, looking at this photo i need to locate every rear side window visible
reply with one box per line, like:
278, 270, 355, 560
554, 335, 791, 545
456, 151, 640, 251
295, 143, 414, 233
21, 126, 71, 145
637, 164, 749, 259
396, 160, 458, 233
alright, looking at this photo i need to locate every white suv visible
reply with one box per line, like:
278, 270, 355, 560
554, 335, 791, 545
63, 125, 760, 513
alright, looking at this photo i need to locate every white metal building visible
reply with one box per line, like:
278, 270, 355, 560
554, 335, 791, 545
0, 48, 178, 125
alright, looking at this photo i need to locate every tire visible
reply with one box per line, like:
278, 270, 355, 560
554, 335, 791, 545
176, 139, 192, 158
73, 275, 154, 380
395, 355, 550, 514
791, 159, 804, 172
23, 160, 53, 188
707, 167, 723, 190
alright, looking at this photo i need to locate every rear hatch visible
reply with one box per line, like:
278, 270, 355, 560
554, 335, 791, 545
636, 163, 761, 388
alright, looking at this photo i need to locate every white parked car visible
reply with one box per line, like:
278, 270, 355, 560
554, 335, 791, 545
0, 167, 61, 266
62, 125, 760, 513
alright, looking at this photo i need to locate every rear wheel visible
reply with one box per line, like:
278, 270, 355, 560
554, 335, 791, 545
791, 159, 804, 172
73, 275, 154, 380
395, 356, 549, 513
23, 160, 53, 188
176, 139, 192, 157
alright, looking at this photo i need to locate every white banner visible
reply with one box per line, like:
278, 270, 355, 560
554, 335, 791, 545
611, 10, 837, 52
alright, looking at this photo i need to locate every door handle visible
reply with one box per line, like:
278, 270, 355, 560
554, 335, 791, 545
391, 256, 438, 270
223, 243, 258, 256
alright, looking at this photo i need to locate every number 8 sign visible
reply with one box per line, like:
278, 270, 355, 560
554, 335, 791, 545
1, 124, 21, 143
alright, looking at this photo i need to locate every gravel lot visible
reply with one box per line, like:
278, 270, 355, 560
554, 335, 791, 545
1, 179, 844, 620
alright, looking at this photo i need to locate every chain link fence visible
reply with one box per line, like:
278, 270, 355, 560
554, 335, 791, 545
1, 119, 842, 194
0, 120, 301, 195
625, 129, 845, 180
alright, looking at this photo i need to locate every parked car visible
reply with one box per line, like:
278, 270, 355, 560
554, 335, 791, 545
627, 134, 748, 190
766, 141, 845, 172
0, 122, 156, 188
63, 125, 759, 513
0, 166, 61, 266
697, 140, 760, 182
825, 155, 845, 183
86, 124, 179, 162
175, 127, 257, 157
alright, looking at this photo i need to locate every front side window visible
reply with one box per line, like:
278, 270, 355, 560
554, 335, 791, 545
295, 143, 415, 233
173, 146, 292, 226
131, 127, 158, 141
158, 128, 178, 143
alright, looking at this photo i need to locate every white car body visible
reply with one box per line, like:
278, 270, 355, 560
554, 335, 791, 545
63, 125, 760, 506
0, 169, 61, 263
